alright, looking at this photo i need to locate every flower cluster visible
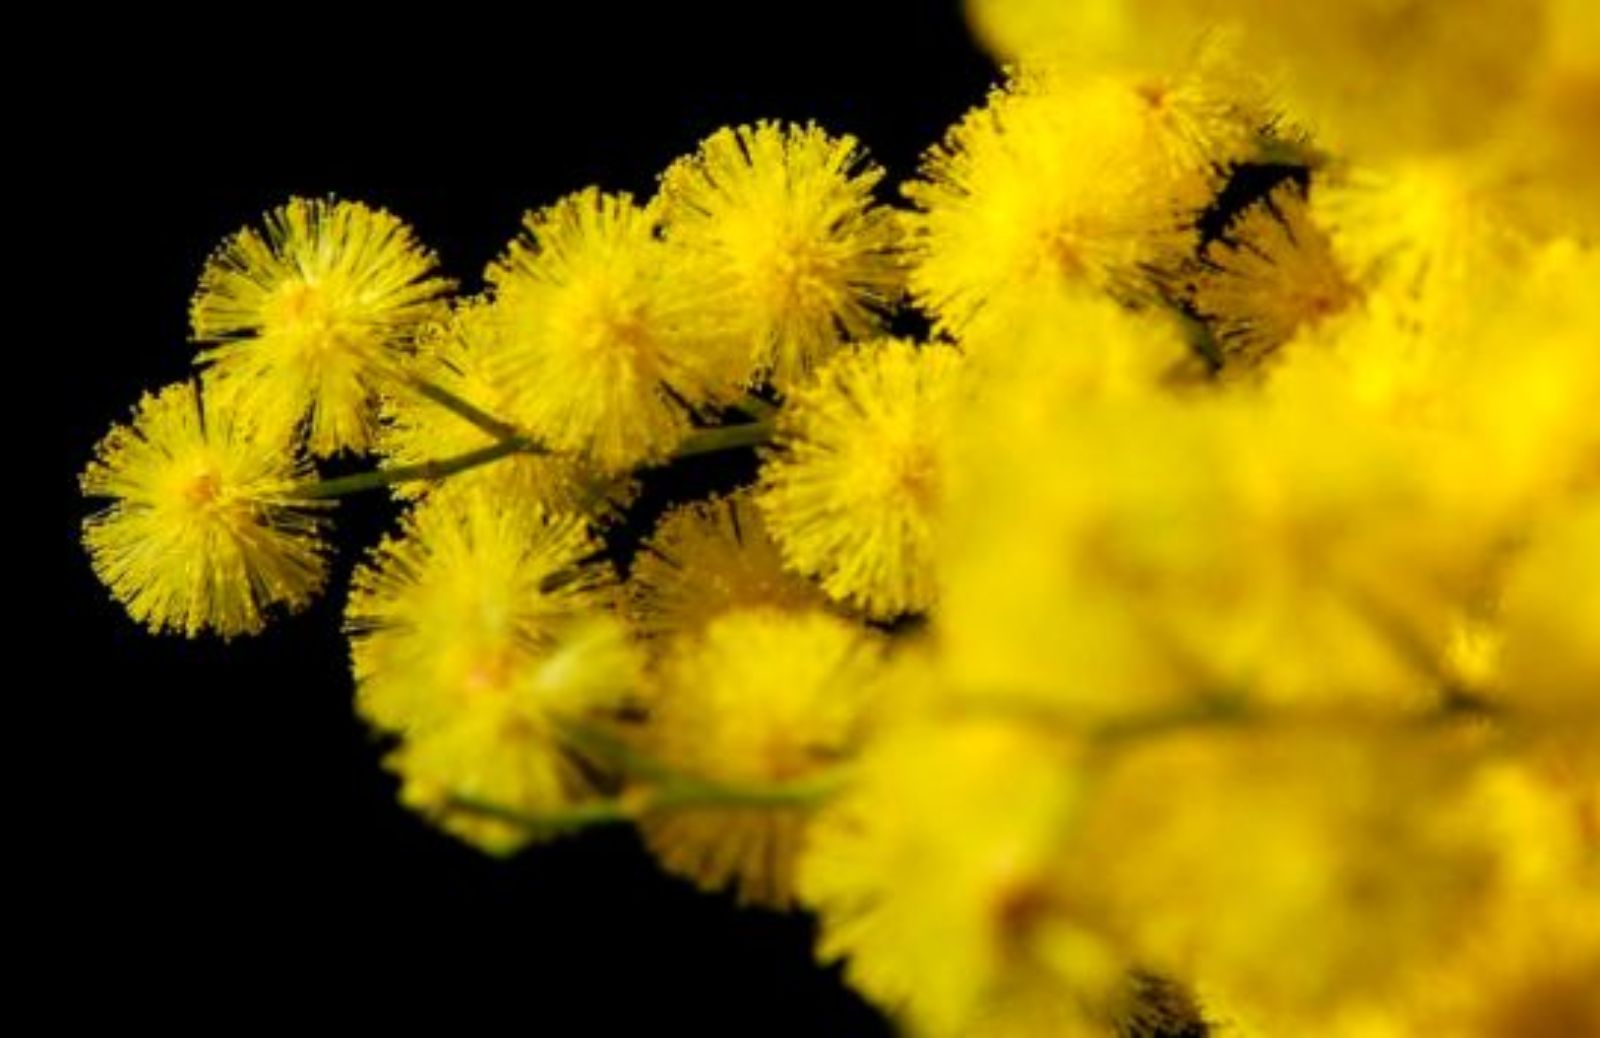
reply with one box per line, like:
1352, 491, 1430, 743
82, 4, 1599, 1035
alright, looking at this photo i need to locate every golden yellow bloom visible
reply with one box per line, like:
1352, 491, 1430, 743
378, 299, 631, 516
1242, 0, 1541, 159
658, 122, 904, 391
1189, 183, 1357, 368
81, 380, 327, 638
904, 70, 1213, 338
1067, 726, 1497, 1025
1313, 157, 1526, 330
389, 616, 641, 855
345, 482, 617, 737
625, 489, 828, 645
1497, 497, 1600, 719
759, 339, 965, 618
191, 197, 453, 456
971, 1, 1540, 159
941, 378, 1491, 721
800, 719, 1132, 1037
488, 188, 741, 472
960, 283, 1191, 396
639, 609, 882, 907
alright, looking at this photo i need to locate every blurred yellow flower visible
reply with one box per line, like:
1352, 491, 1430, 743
639, 609, 882, 907
625, 489, 828, 645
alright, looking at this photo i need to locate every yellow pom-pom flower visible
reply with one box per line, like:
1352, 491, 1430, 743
190, 197, 453, 456
1313, 157, 1526, 331
759, 339, 965, 618
488, 187, 741, 472
960, 282, 1192, 396
1189, 183, 1358, 369
800, 719, 1134, 1037
347, 483, 639, 853
1066, 726, 1497, 1027
389, 615, 643, 855
638, 609, 882, 907
658, 121, 904, 392
378, 298, 631, 516
81, 379, 328, 638
625, 489, 828, 645
904, 70, 1215, 337
346, 482, 618, 737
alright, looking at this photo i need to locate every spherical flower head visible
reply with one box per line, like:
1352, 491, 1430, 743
1312, 157, 1527, 333
800, 719, 1131, 1037
658, 121, 904, 392
964, 0, 1226, 72
1066, 727, 1497, 1024
345, 482, 618, 737
639, 609, 883, 908
378, 299, 634, 517
1236, 0, 1542, 159
941, 380, 1484, 721
190, 197, 453, 456
487, 188, 743, 473
959, 283, 1191, 396
81, 379, 328, 638
1188, 183, 1358, 369
759, 339, 965, 619
903, 71, 1210, 338
625, 489, 829, 645
386, 615, 642, 855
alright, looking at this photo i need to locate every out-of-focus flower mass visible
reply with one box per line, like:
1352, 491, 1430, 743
81, 2, 1600, 1033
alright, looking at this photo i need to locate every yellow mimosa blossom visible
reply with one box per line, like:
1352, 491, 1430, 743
378, 299, 630, 516
658, 122, 904, 391
81, 379, 327, 638
1067, 726, 1498, 1026
639, 609, 882, 907
961, 283, 1191, 395
190, 197, 453, 456
903, 69, 1215, 338
1272, 241, 1600, 532
488, 188, 742, 472
625, 489, 828, 645
345, 482, 617, 737
964, 0, 1212, 71
1189, 183, 1357, 368
800, 719, 1134, 1037
1313, 156, 1526, 330
389, 616, 641, 854
1494, 0, 1600, 239
1228, 1, 1540, 159
1496, 498, 1600, 718
971, 1, 1541, 158
759, 339, 965, 618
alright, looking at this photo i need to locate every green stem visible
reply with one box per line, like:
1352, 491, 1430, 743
401, 373, 525, 442
288, 419, 772, 500
443, 770, 845, 838
290, 437, 537, 499
673, 418, 774, 459
737, 394, 780, 421
443, 719, 848, 837
446, 795, 634, 836
646, 770, 849, 810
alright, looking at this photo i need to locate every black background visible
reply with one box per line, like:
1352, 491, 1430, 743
45, 4, 994, 1030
